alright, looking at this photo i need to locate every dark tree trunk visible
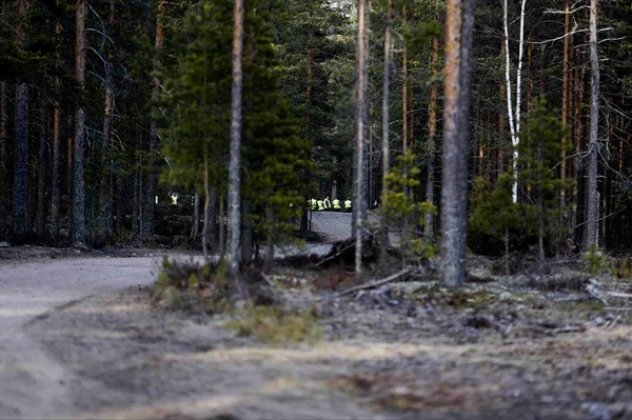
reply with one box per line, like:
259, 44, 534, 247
71, 0, 87, 246
35, 100, 47, 240
51, 103, 61, 241
440, 0, 475, 287
142, 0, 166, 241
13, 0, 30, 239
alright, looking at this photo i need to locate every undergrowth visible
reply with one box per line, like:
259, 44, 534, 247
226, 304, 322, 344
152, 257, 322, 344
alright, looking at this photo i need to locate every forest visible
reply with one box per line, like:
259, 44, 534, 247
1, 0, 632, 418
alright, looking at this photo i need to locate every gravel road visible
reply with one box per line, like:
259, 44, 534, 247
0, 213, 349, 419
0, 257, 166, 418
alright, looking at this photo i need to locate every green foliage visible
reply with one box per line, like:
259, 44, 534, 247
153, 258, 231, 314
160, 1, 312, 250
226, 304, 322, 345
469, 98, 573, 258
382, 151, 436, 262
583, 244, 608, 276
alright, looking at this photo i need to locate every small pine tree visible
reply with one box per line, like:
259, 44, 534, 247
381, 151, 436, 266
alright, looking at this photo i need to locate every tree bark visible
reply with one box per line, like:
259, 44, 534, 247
227, 0, 245, 277
425, 4, 440, 240
560, 0, 571, 206
35, 100, 47, 240
0, 82, 6, 173
354, 0, 370, 275
402, 4, 409, 155
71, 0, 87, 246
380, 0, 393, 261
13, 0, 30, 239
100, 0, 116, 240
51, 102, 61, 240
440, 0, 475, 288
584, 0, 600, 250
142, 0, 166, 241
51, 14, 62, 242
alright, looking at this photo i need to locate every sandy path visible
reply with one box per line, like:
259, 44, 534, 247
0, 256, 168, 418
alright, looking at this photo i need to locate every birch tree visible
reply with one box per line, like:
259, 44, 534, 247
503, 0, 527, 203
440, 0, 475, 287
227, 0, 244, 277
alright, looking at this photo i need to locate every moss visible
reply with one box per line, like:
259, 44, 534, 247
226, 305, 322, 345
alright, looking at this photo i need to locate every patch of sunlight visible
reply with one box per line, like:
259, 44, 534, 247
63, 303, 146, 315
0, 307, 47, 317
46, 328, 130, 339
162, 341, 472, 364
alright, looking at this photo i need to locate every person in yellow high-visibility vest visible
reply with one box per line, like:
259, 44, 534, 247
317, 199, 325, 211
309, 198, 317, 211
332, 198, 341, 211
344, 199, 352, 212
323, 197, 331, 210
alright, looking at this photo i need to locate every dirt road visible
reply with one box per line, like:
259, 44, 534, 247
0, 257, 165, 418
0, 213, 347, 419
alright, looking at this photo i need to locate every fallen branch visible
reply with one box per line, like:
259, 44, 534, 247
334, 267, 412, 298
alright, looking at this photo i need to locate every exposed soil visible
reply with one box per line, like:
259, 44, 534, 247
24, 259, 632, 419
2, 213, 632, 419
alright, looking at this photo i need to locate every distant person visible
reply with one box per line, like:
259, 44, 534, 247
323, 197, 332, 210
309, 198, 317, 211
333, 198, 341, 211
317, 199, 325, 211
344, 199, 352, 212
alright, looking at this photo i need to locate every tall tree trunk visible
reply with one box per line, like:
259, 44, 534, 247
192, 192, 200, 239
35, 100, 47, 240
202, 150, 210, 260
560, 0, 571, 206
300, 45, 314, 233
424, 3, 440, 240
402, 4, 409, 154
100, 0, 115, 240
0, 82, 6, 173
13, 0, 30, 239
51, 14, 62, 242
440, 0, 475, 287
142, 0, 166, 241
227, 0, 244, 277
503, 0, 527, 203
51, 102, 61, 241
380, 0, 393, 260
354, 0, 370, 275
71, 0, 87, 246
584, 0, 600, 250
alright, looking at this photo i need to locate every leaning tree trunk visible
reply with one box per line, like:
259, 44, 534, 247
380, 0, 393, 263
584, 0, 600, 250
13, 0, 30, 239
354, 0, 370, 275
227, 0, 244, 277
142, 0, 166, 241
440, 0, 475, 288
71, 0, 87, 246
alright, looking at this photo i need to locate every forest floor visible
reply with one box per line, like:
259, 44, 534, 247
1, 213, 632, 419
